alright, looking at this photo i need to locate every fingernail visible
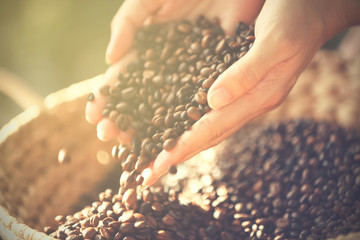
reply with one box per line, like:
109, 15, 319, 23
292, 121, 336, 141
141, 168, 154, 187
96, 126, 106, 142
105, 41, 114, 65
208, 87, 233, 109
143, 177, 158, 187
105, 50, 112, 65
153, 152, 171, 176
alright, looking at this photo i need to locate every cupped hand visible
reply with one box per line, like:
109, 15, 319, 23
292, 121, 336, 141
88, 0, 264, 142
142, 0, 360, 186
105, 0, 264, 64
87, 0, 264, 178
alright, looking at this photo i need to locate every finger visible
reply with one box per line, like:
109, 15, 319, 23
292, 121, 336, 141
207, 35, 295, 110
86, 51, 137, 124
85, 76, 107, 124
153, 0, 198, 22
97, 118, 118, 141
214, 0, 264, 35
106, 0, 164, 64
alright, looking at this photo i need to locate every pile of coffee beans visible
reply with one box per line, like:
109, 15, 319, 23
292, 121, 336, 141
45, 119, 360, 239
44, 187, 210, 240
90, 16, 255, 196
192, 119, 360, 240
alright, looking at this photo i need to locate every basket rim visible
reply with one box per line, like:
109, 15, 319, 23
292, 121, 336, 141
0, 75, 101, 145
0, 75, 102, 240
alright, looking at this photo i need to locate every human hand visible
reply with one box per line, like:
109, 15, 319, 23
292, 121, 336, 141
141, 0, 360, 186
86, 0, 264, 177
87, 0, 264, 142
86, 51, 138, 143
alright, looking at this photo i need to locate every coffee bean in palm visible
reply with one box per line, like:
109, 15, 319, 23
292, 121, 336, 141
122, 188, 137, 210
186, 106, 202, 121
99, 85, 111, 96
87, 92, 95, 102
115, 114, 131, 131
58, 148, 71, 164
202, 77, 215, 89
121, 87, 137, 100
82, 227, 96, 239
135, 155, 150, 172
194, 90, 208, 105
163, 138, 177, 151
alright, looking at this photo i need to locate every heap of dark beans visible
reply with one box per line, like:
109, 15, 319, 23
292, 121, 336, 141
89, 16, 255, 196
45, 187, 210, 240
45, 119, 360, 239
197, 119, 360, 240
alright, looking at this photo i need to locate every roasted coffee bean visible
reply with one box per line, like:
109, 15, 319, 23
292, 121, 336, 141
119, 210, 135, 223
200, 67, 215, 78
121, 87, 137, 100
90, 215, 100, 227
43, 226, 56, 235
82, 227, 96, 239
215, 38, 227, 54
156, 230, 173, 240
201, 34, 212, 49
194, 90, 208, 105
186, 106, 202, 121
135, 155, 150, 172
58, 148, 71, 164
163, 138, 177, 151
136, 174, 144, 185
123, 237, 136, 240
164, 114, 175, 128
115, 114, 131, 131
202, 77, 215, 89
144, 61, 157, 70
151, 202, 164, 212
117, 146, 130, 162
177, 22, 192, 33
145, 49, 156, 61
99, 85, 111, 96
87, 92, 95, 101
99, 227, 111, 239
162, 214, 176, 226
54, 215, 65, 223
169, 165, 177, 174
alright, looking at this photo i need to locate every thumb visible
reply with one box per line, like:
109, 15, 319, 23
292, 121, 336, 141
207, 39, 287, 109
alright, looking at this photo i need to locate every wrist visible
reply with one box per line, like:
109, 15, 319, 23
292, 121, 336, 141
326, 0, 360, 39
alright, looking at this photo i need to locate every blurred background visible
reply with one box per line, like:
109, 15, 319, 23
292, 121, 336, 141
0, 0, 123, 126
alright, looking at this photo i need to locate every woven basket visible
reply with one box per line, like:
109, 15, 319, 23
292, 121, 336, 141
0, 76, 118, 239
0, 50, 359, 240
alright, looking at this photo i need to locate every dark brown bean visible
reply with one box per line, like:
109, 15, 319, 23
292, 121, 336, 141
194, 90, 208, 105
119, 210, 134, 223
177, 22, 192, 33
87, 92, 95, 101
187, 106, 201, 121
99, 85, 111, 96
202, 77, 215, 89
115, 114, 131, 131
82, 227, 96, 239
200, 67, 215, 78
163, 138, 177, 151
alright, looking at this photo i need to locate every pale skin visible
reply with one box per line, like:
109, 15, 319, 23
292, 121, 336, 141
86, 0, 360, 186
